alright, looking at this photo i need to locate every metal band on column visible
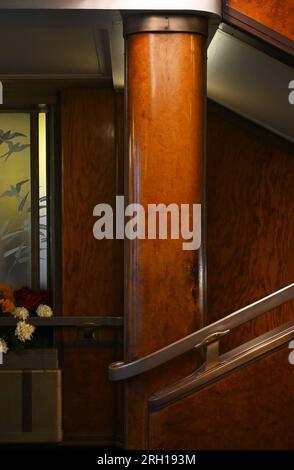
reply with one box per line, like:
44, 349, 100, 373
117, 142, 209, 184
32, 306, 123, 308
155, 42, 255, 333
123, 14, 208, 37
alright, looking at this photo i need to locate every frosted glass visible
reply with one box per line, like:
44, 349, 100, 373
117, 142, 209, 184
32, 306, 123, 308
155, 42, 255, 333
0, 113, 31, 288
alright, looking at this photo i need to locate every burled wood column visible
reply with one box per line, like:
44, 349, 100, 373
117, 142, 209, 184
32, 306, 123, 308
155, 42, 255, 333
123, 14, 208, 448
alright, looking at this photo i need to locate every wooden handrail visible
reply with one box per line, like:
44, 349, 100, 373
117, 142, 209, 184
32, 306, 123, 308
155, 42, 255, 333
109, 283, 294, 381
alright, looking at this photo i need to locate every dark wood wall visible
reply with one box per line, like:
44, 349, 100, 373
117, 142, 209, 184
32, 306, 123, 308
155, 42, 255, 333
147, 103, 294, 450
206, 102, 294, 352
223, 0, 294, 54
60, 88, 124, 444
224, 0, 294, 39
149, 344, 294, 450
59, 91, 294, 445
61, 88, 123, 317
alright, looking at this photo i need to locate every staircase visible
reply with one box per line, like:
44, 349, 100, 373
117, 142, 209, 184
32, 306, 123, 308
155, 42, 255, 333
110, 285, 294, 449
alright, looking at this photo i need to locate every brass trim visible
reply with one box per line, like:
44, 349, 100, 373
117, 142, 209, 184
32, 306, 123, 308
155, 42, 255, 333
195, 329, 230, 348
123, 14, 208, 37
196, 330, 230, 371
204, 341, 221, 371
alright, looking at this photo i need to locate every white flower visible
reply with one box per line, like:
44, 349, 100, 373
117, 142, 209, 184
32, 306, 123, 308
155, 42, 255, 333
15, 321, 35, 342
0, 338, 8, 354
36, 304, 53, 318
13, 306, 29, 321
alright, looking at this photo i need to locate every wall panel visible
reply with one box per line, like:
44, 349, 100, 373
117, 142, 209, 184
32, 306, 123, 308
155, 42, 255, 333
62, 89, 122, 317
149, 345, 294, 449
206, 101, 294, 352
61, 89, 123, 443
223, 0, 294, 53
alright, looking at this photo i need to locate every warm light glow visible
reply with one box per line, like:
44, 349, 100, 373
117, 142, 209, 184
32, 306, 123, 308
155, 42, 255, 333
39, 112, 47, 288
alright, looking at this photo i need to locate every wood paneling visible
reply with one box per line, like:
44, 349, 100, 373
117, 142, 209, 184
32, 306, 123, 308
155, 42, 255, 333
61, 89, 124, 442
62, 339, 119, 442
124, 31, 206, 448
149, 345, 294, 449
62, 89, 122, 317
1, 79, 113, 106
206, 102, 294, 351
148, 100, 294, 451
224, 0, 294, 53
225, 0, 294, 40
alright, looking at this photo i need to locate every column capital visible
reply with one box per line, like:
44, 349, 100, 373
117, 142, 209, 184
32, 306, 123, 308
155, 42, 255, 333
123, 13, 208, 37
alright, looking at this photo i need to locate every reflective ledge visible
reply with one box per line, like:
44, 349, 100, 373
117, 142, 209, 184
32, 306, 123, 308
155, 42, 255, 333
0, 0, 221, 18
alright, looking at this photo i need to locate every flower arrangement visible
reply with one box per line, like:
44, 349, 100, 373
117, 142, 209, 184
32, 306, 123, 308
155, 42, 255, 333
0, 285, 53, 354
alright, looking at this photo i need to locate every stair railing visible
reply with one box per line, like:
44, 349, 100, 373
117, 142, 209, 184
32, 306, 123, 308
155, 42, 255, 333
109, 283, 294, 381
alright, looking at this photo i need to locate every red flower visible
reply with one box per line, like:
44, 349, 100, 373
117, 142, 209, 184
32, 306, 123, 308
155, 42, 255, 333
14, 287, 50, 312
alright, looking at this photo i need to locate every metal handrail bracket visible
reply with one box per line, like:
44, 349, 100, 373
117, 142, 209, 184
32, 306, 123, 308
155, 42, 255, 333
109, 283, 294, 381
149, 320, 294, 410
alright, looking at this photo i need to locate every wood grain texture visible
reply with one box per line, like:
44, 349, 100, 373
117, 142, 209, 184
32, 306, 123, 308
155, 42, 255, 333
224, 0, 294, 40
124, 31, 206, 448
125, 349, 203, 448
61, 88, 123, 317
61, 89, 124, 442
115, 92, 124, 197
149, 345, 294, 449
206, 102, 294, 352
62, 337, 121, 442
126, 33, 206, 358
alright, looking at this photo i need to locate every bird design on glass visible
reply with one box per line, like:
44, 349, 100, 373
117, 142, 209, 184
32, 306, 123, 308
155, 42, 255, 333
0, 142, 30, 161
0, 130, 26, 144
0, 179, 29, 200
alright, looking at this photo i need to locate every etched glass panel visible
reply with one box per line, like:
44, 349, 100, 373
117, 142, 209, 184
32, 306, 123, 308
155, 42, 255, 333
0, 113, 31, 287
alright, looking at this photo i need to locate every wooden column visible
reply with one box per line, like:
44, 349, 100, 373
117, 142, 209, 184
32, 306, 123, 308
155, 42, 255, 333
124, 14, 208, 448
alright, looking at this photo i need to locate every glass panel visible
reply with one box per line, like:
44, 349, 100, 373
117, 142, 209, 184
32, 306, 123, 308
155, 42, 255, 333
0, 113, 31, 287
39, 112, 47, 289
